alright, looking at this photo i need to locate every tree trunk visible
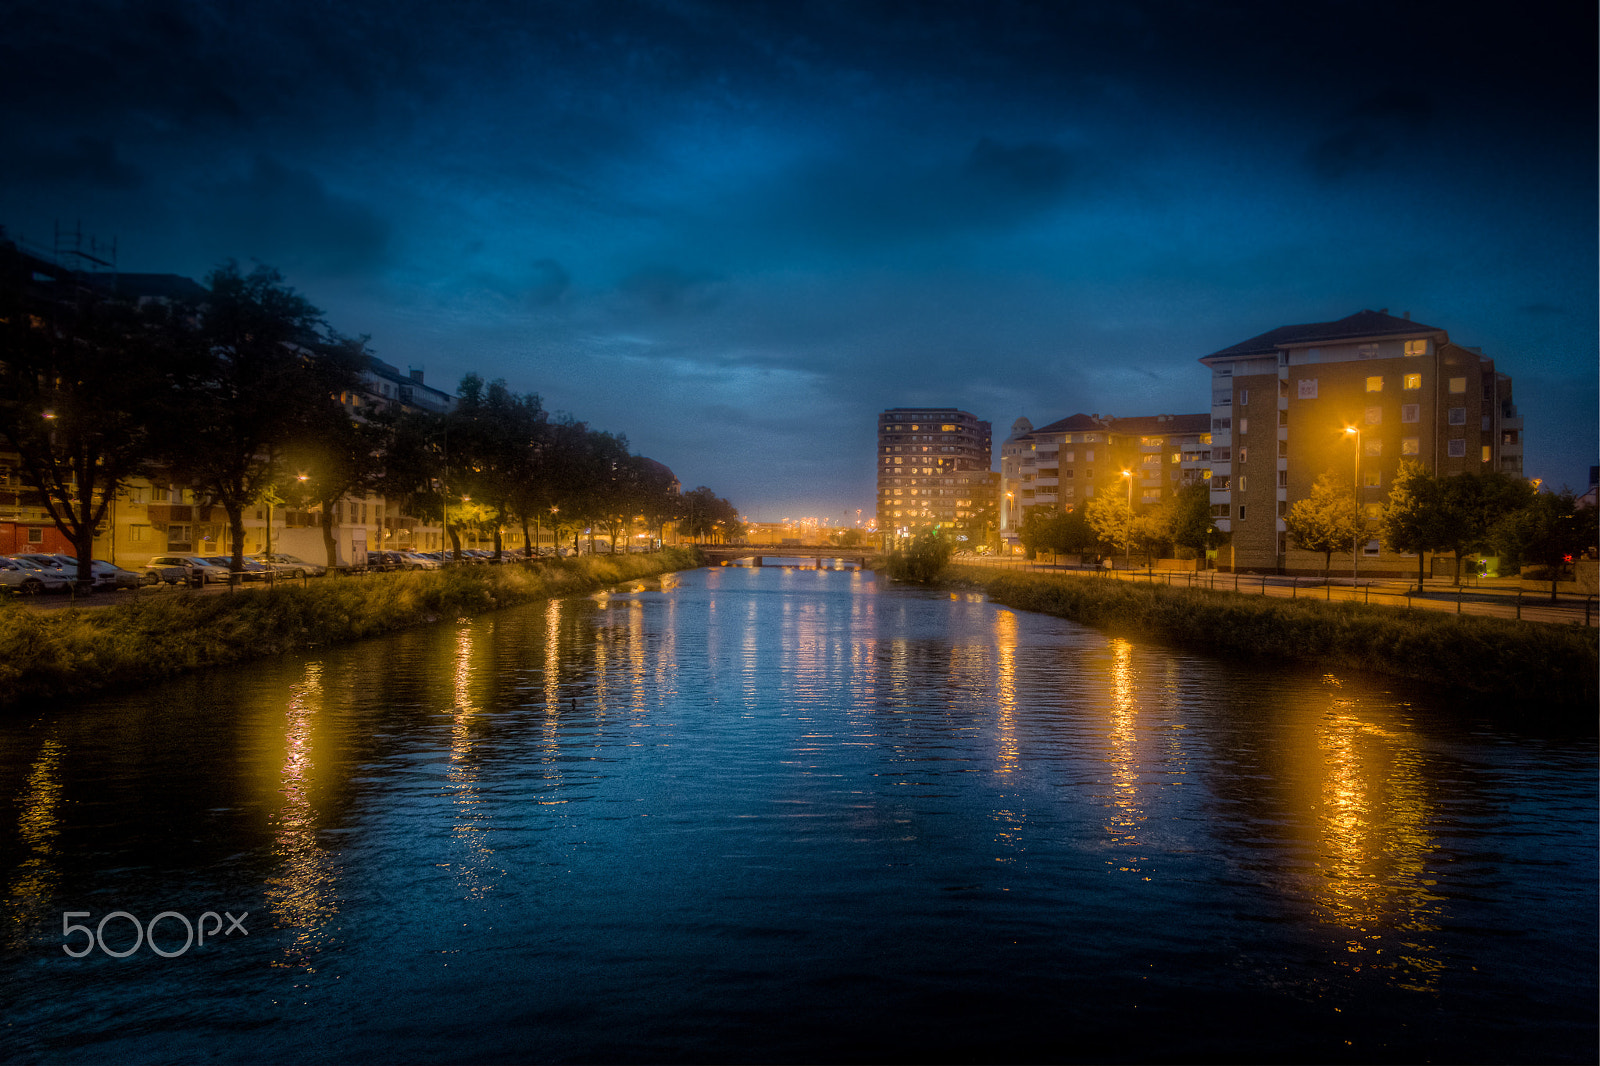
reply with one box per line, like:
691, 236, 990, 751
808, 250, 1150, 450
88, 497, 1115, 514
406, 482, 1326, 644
520, 518, 533, 559
321, 506, 338, 568
1322, 550, 1331, 582
448, 525, 462, 559
1418, 550, 1427, 592
228, 504, 247, 577
71, 522, 96, 594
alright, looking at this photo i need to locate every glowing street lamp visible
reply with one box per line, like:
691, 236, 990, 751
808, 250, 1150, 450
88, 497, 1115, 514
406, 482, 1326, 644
1344, 426, 1361, 585
1121, 469, 1134, 570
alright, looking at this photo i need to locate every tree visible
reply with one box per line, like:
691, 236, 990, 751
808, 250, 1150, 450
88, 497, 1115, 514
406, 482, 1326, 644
1493, 489, 1598, 602
1165, 482, 1214, 562
1438, 470, 1537, 584
1378, 461, 1452, 590
280, 344, 391, 568
1284, 471, 1360, 580
166, 262, 361, 576
449, 374, 546, 559
0, 247, 189, 589
886, 526, 954, 583
1083, 494, 1134, 564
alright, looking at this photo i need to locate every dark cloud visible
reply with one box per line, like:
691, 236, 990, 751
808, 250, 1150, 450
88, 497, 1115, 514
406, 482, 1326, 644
12, 136, 143, 191
1519, 302, 1565, 316
1307, 88, 1434, 181
206, 156, 390, 278
526, 259, 572, 307
617, 266, 725, 316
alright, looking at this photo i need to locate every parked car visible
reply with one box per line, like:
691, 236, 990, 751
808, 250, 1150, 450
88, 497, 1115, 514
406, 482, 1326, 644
364, 550, 402, 572
203, 556, 273, 581
12, 553, 94, 593
0, 556, 68, 595
249, 552, 327, 578
144, 555, 234, 586
399, 551, 443, 570
50, 556, 150, 591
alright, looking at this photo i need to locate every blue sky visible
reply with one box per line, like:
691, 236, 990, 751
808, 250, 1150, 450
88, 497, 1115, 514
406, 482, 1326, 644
4, 0, 1594, 522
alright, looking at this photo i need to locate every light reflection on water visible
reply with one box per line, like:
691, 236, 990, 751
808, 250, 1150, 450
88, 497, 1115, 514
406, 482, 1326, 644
0, 565, 1593, 1064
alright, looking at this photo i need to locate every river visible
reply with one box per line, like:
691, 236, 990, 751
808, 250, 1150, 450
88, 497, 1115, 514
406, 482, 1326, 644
1, 564, 1594, 1062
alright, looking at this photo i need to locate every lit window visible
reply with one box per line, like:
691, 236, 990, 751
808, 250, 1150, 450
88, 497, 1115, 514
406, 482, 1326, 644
1364, 439, 1381, 456
1447, 439, 1466, 458
1238, 418, 1249, 434
1201, 469, 1212, 480
1448, 407, 1467, 426
1404, 339, 1426, 356
1401, 404, 1419, 423
1404, 373, 1421, 390
1364, 470, 1381, 488
1402, 438, 1420, 455
1448, 377, 1466, 394
1238, 475, 1247, 492
1366, 376, 1383, 392
941, 424, 955, 431
1364, 503, 1382, 519
1237, 446, 1247, 463
1482, 445, 1492, 462
1365, 407, 1381, 425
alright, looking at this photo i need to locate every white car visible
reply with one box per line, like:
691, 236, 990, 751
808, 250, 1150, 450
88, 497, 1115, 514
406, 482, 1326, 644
2, 556, 73, 594
144, 555, 234, 586
249, 552, 327, 578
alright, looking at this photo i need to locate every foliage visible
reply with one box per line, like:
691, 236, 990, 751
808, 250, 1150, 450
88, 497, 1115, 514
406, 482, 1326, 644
1083, 494, 1134, 558
1492, 489, 1599, 601
947, 564, 1597, 712
680, 485, 741, 543
1438, 470, 1538, 583
1284, 471, 1360, 579
0, 244, 190, 587
1378, 461, 1451, 588
1018, 505, 1098, 559
1164, 481, 1215, 558
886, 527, 955, 583
0, 548, 702, 710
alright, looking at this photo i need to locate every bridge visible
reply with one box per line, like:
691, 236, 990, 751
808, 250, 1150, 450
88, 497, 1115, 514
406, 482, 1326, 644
698, 545, 879, 568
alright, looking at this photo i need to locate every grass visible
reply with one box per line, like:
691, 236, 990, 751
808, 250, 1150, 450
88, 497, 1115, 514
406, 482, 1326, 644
948, 563, 1599, 712
0, 549, 702, 711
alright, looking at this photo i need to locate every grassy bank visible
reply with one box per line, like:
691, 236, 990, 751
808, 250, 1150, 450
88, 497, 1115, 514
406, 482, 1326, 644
0, 549, 702, 711
947, 564, 1598, 711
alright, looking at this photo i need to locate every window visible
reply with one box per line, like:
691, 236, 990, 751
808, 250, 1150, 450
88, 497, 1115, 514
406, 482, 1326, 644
1402, 438, 1420, 455
1404, 339, 1426, 356
1278, 441, 1288, 457
1141, 488, 1160, 503
1448, 407, 1467, 426
1062, 469, 1073, 479
1237, 446, 1247, 463
1298, 379, 1318, 399
1482, 445, 1492, 462
1213, 418, 1231, 431
1364, 439, 1382, 457
1212, 475, 1231, 490
130, 524, 148, 542
1277, 470, 1288, 487
1237, 504, 1247, 521
26, 527, 44, 544
1085, 450, 1095, 461
1238, 418, 1249, 434
1366, 376, 1384, 392
1481, 415, 1492, 431
1404, 373, 1421, 390
1238, 389, 1249, 406
1211, 504, 1230, 518
1364, 470, 1381, 488
1140, 453, 1160, 465
1062, 451, 1074, 462
1358, 343, 1379, 359
1170, 452, 1181, 464
1364, 503, 1382, 520
1448, 377, 1467, 394
1278, 410, 1288, 426
1447, 439, 1466, 458
1401, 404, 1420, 423
1237, 475, 1247, 492
1214, 447, 1231, 462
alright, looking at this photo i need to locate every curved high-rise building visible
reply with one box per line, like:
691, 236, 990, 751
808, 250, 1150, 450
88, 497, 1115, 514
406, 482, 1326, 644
875, 407, 993, 539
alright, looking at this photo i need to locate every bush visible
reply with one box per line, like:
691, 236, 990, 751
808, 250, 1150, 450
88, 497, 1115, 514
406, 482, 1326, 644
886, 529, 956, 584
0, 549, 703, 711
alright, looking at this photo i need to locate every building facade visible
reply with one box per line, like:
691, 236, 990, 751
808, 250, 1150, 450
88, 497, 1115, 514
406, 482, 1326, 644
1200, 309, 1525, 574
998, 412, 1211, 549
876, 407, 993, 541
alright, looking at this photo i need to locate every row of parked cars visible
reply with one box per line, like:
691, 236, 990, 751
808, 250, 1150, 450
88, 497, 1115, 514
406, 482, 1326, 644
1, 551, 331, 595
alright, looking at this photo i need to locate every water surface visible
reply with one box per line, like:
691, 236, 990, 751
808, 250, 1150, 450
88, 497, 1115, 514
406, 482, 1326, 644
2, 566, 1594, 1062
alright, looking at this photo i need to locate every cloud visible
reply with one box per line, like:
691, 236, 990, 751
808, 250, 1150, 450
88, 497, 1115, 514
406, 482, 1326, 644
204, 156, 390, 277
11, 136, 143, 191
526, 259, 571, 307
1307, 87, 1434, 180
616, 265, 725, 316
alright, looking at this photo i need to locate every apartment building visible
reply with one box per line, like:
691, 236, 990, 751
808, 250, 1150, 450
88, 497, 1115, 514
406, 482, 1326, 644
876, 408, 993, 539
1199, 309, 1525, 574
999, 411, 1212, 549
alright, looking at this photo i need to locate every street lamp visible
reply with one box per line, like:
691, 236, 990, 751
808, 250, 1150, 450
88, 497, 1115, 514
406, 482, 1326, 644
1344, 426, 1361, 585
1121, 469, 1134, 570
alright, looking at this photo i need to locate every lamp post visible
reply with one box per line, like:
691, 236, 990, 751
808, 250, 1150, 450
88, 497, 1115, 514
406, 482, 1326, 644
1344, 426, 1361, 585
1121, 469, 1135, 570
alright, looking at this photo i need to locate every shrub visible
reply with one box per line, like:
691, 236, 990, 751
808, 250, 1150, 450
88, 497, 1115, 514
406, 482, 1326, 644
886, 529, 956, 584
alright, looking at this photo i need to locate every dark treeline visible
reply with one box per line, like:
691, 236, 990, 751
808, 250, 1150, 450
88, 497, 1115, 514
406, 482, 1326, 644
0, 249, 742, 588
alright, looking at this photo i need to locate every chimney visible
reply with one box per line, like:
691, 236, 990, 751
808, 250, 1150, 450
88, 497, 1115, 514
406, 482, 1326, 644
409, 367, 424, 383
